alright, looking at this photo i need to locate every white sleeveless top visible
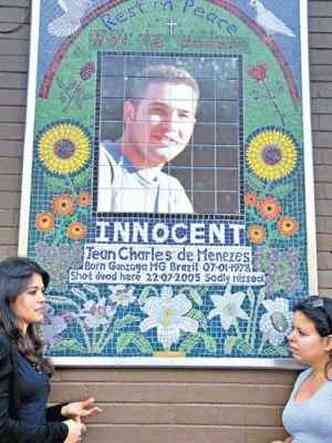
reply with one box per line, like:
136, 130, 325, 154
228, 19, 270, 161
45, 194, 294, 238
282, 368, 332, 443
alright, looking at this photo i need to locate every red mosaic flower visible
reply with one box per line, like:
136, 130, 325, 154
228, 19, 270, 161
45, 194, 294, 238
248, 63, 268, 82
244, 192, 258, 208
80, 62, 96, 81
257, 196, 282, 220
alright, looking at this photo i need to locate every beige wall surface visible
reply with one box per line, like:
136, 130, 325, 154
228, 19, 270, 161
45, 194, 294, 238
0, 1, 331, 442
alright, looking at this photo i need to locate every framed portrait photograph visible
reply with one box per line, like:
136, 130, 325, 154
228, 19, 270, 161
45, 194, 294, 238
96, 52, 243, 215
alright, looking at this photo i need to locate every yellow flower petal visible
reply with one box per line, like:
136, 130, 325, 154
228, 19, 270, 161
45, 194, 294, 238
246, 128, 297, 181
38, 122, 91, 175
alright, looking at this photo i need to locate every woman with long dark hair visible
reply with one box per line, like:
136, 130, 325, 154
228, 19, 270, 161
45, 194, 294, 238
0, 256, 101, 442
272, 296, 332, 443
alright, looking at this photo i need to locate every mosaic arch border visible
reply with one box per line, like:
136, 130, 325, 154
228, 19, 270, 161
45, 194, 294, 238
18, 0, 317, 368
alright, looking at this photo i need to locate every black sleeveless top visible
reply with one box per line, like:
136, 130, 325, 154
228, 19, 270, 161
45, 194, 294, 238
0, 333, 68, 442
12, 348, 50, 430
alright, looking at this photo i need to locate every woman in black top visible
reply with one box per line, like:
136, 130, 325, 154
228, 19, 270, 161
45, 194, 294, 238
0, 257, 101, 442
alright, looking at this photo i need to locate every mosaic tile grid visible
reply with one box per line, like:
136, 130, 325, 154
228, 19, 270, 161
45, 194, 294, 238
24, 0, 310, 360
98, 52, 243, 215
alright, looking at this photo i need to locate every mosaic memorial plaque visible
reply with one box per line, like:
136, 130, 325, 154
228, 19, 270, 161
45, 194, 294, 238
19, 0, 316, 366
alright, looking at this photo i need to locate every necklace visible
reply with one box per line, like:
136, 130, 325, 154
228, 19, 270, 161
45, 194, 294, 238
30, 361, 43, 373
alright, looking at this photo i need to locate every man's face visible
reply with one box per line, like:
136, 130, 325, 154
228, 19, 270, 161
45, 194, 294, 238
124, 81, 197, 168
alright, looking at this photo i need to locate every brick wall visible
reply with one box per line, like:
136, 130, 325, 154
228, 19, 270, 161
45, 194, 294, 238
0, 1, 26, 258
0, 1, 331, 442
310, 2, 332, 294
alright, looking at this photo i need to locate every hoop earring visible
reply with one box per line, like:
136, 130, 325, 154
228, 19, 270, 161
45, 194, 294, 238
324, 351, 332, 380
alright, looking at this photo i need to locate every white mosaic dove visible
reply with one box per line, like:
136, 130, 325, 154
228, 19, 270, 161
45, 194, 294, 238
48, 0, 91, 38
250, 0, 295, 38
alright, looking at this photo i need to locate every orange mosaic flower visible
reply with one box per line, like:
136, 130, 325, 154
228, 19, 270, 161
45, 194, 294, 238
52, 194, 76, 217
35, 212, 55, 233
66, 221, 87, 240
78, 191, 91, 207
257, 196, 282, 220
247, 224, 266, 245
277, 216, 299, 237
244, 192, 257, 208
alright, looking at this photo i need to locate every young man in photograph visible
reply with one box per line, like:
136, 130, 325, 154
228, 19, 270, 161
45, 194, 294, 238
97, 64, 199, 213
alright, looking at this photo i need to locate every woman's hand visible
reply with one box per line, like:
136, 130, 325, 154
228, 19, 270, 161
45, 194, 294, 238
63, 419, 86, 443
61, 397, 102, 420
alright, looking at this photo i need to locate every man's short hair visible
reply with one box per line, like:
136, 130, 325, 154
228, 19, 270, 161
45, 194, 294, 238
126, 64, 200, 102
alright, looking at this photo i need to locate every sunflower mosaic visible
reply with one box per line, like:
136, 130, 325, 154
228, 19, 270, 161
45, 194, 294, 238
37, 121, 91, 175
246, 127, 298, 181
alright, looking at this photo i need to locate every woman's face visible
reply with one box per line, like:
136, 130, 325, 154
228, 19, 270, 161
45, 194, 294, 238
10, 273, 46, 333
288, 310, 332, 365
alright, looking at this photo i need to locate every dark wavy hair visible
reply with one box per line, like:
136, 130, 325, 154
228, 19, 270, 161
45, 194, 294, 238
0, 256, 53, 374
126, 64, 200, 103
294, 296, 332, 380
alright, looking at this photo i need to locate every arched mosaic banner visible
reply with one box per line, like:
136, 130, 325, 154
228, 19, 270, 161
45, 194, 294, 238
19, 0, 316, 366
